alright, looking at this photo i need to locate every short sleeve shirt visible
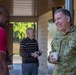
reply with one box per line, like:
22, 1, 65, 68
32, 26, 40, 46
0, 27, 7, 54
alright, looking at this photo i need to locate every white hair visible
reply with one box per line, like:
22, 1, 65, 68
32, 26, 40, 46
26, 28, 34, 35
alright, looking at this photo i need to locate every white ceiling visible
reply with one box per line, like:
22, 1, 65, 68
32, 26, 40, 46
12, 0, 33, 16
0, 0, 64, 17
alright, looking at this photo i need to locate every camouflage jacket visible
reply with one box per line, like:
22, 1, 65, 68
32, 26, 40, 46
51, 25, 76, 75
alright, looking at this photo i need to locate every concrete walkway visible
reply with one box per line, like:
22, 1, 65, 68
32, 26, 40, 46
9, 55, 54, 75
9, 64, 48, 75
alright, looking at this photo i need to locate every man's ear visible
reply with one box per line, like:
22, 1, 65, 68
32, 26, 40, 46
67, 16, 70, 22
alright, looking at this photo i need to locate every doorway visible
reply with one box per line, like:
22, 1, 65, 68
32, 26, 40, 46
11, 22, 38, 63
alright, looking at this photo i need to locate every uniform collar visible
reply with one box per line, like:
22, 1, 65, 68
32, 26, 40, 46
67, 25, 76, 34
27, 37, 34, 41
62, 25, 76, 35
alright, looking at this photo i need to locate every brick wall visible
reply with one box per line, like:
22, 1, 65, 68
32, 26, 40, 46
38, 11, 52, 74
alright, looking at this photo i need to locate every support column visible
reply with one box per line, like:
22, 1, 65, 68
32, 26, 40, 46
65, 0, 74, 25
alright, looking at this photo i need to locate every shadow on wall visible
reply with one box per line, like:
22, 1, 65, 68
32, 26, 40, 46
47, 63, 54, 75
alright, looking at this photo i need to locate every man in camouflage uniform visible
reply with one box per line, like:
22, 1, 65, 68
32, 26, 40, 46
49, 8, 76, 75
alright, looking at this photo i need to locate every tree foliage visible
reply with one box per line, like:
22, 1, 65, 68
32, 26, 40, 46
11, 22, 35, 42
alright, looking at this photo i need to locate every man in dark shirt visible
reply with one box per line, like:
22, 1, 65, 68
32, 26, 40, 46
20, 28, 42, 75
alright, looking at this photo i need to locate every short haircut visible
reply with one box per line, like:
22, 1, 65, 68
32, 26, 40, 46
54, 8, 71, 22
0, 5, 9, 27
0, 5, 9, 14
26, 28, 34, 35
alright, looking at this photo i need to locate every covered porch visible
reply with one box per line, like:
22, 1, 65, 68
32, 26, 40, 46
0, 0, 76, 75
